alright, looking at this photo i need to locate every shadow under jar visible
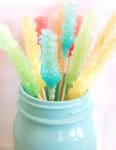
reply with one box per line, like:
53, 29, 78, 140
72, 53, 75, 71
13, 86, 97, 150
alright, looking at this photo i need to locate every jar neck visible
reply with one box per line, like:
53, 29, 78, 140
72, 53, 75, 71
17, 86, 92, 125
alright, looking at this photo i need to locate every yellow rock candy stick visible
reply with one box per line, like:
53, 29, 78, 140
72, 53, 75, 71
22, 16, 46, 99
67, 37, 116, 99
55, 3, 64, 71
67, 14, 116, 99
89, 13, 116, 55
55, 3, 65, 100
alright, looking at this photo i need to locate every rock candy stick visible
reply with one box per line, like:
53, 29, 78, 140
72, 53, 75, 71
0, 25, 41, 97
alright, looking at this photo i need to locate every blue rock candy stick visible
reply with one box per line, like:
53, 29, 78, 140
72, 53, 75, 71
39, 29, 61, 100
61, 2, 77, 58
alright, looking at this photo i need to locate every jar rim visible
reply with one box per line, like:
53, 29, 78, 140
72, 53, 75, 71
17, 86, 92, 125
20, 85, 89, 106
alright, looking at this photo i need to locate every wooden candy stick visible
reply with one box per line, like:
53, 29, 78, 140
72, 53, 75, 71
60, 57, 70, 100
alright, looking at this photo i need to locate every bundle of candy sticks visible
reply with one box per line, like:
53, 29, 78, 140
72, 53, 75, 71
0, 1, 115, 101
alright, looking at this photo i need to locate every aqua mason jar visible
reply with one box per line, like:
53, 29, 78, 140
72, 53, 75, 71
13, 86, 97, 150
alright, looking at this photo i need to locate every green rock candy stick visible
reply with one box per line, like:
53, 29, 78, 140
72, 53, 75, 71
0, 25, 40, 97
66, 11, 95, 87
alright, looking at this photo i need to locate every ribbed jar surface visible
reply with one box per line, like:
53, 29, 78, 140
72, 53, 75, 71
13, 86, 97, 150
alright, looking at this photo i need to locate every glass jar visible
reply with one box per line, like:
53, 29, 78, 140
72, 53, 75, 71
13, 86, 97, 150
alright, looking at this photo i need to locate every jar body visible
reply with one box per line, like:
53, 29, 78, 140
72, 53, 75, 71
13, 87, 97, 150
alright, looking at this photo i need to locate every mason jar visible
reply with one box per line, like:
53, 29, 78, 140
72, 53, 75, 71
13, 86, 97, 150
